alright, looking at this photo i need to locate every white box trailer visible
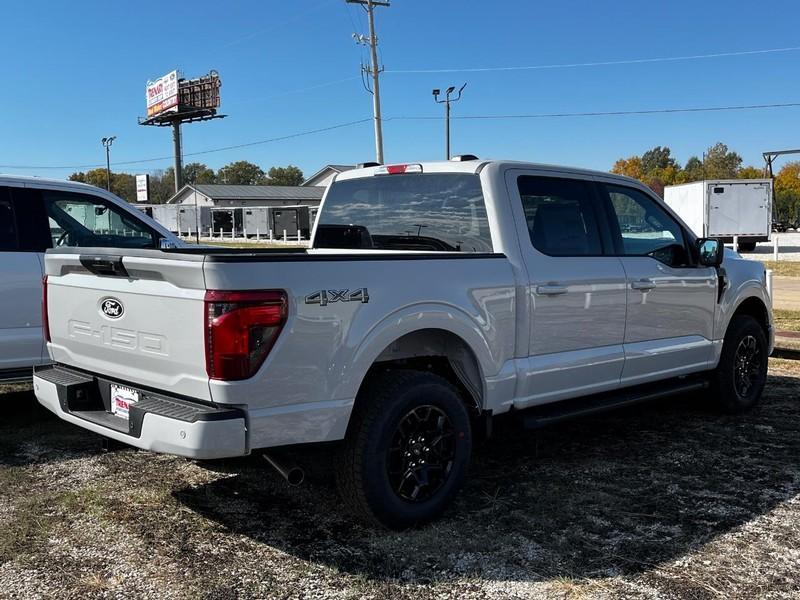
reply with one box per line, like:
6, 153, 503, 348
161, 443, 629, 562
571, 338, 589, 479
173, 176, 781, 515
664, 179, 772, 252
243, 207, 270, 237
176, 205, 211, 236
150, 205, 179, 233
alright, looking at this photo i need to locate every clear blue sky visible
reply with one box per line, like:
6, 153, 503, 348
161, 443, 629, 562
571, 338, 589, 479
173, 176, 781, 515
1, 0, 799, 181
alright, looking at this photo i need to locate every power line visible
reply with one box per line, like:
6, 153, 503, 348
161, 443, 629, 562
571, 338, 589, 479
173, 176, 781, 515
4, 101, 799, 171
0, 118, 372, 170
220, 0, 337, 48
387, 101, 800, 120
227, 76, 361, 105
385, 46, 800, 74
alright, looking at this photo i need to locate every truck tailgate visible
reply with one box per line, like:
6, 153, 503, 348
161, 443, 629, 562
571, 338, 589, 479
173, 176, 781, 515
45, 251, 211, 401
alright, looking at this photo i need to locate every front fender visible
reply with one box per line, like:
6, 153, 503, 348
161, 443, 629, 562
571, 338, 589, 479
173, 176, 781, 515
715, 279, 773, 354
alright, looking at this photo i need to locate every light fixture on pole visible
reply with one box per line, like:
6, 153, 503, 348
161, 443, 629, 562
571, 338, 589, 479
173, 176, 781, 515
433, 83, 466, 160
101, 136, 116, 191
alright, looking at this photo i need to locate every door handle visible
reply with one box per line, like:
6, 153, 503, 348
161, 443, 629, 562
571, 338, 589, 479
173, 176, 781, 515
631, 279, 656, 291
536, 284, 568, 296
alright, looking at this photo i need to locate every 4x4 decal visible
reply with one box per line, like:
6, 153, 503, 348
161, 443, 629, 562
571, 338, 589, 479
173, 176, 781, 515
305, 288, 369, 307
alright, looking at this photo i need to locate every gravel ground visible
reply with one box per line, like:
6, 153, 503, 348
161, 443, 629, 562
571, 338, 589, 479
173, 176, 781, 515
1, 361, 799, 599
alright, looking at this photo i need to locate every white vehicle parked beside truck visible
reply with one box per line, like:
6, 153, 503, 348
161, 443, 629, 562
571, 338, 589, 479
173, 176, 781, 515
34, 159, 773, 528
0, 175, 182, 382
664, 179, 772, 252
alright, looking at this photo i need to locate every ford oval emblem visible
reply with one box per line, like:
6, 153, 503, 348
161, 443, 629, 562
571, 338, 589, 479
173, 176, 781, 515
100, 298, 124, 319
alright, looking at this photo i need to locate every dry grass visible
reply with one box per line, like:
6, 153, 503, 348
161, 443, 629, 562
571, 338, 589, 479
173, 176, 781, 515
2, 366, 800, 598
760, 260, 800, 278
774, 309, 800, 333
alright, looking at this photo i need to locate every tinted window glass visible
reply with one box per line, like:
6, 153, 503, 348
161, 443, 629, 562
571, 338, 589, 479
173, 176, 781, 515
0, 190, 19, 251
11, 188, 51, 252
315, 173, 492, 252
517, 176, 602, 256
605, 185, 685, 257
43, 191, 156, 248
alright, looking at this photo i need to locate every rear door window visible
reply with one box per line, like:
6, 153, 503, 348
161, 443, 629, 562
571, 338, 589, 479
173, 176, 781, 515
315, 173, 493, 252
0, 188, 19, 251
43, 191, 157, 248
517, 175, 603, 256
11, 188, 51, 252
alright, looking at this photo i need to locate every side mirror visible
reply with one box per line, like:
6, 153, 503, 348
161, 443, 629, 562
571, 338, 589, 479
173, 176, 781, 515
697, 238, 723, 267
159, 238, 177, 249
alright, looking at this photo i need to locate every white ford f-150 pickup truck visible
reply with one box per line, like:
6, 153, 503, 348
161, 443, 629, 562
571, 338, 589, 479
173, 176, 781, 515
34, 158, 773, 528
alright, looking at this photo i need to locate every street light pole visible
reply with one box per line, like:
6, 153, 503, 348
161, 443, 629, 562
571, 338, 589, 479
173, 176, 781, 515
433, 84, 466, 160
101, 136, 116, 191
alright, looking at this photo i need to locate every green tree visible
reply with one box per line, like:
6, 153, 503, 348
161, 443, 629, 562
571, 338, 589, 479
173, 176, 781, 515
217, 160, 266, 185
611, 147, 681, 196
682, 156, 704, 182
611, 156, 645, 181
774, 161, 800, 221
737, 166, 763, 179
641, 146, 678, 174
148, 169, 177, 203
68, 168, 135, 202
183, 162, 216, 184
266, 165, 304, 186
703, 143, 742, 179
111, 173, 136, 202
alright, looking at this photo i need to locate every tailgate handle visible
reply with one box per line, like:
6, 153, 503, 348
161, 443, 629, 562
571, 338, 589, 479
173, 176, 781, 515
79, 255, 129, 278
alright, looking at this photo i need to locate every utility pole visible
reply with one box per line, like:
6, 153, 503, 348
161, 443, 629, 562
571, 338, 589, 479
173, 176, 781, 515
172, 122, 183, 193
348, 0, 389, 164
101, 136, 116, 191
433, 84, 466, 160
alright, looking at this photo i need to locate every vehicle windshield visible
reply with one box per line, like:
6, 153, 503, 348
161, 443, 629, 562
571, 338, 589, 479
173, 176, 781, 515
314, 173, 493, 252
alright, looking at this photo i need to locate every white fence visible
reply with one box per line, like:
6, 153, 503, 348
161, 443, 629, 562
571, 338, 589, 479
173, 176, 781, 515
176, 227, 311, 246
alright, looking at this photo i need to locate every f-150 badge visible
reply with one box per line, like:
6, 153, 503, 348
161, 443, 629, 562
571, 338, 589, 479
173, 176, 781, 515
305, 288, 369, 307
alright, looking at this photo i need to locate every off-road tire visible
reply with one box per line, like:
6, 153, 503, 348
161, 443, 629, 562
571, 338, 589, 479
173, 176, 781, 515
335, 370, 472, 529
711, 315, 768, 413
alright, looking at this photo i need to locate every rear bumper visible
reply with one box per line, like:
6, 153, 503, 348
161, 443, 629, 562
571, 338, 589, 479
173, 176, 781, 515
34, 364, 247, 459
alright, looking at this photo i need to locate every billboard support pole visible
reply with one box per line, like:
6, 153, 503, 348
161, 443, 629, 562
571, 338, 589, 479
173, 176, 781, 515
140, 70, 225, 201
172, 120, 183, 194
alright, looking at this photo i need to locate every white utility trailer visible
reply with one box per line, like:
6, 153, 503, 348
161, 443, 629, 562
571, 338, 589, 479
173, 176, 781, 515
176, 205, 211, 235
150, 205, 179, 233
243, 207, 270, 237
664, 179, 772, 252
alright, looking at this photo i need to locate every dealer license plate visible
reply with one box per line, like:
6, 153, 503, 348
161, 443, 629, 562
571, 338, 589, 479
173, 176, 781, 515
110, 385, 139, 421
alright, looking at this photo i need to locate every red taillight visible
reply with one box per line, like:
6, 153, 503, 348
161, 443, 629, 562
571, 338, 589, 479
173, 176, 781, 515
204, 290, 287, 381
42, 275, 51, 343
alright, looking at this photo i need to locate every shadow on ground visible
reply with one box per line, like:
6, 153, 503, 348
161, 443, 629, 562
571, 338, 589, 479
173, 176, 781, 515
3, 375, 799, 585
171, 373, 800, 583
0, 387, 103, 467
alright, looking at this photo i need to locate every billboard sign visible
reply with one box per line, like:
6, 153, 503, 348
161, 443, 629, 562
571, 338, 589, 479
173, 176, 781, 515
146, 70, 179, 118
135, 174, 150, 202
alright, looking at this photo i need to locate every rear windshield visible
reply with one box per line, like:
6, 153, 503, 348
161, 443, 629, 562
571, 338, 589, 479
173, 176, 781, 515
314, 173, 493, 252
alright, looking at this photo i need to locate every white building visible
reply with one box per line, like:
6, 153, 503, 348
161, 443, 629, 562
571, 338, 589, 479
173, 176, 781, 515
301, 164, 355, 188
168, 184, 325, 208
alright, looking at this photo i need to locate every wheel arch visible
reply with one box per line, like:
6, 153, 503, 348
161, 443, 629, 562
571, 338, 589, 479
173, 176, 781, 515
336, 305, 500, 417
730, 295, 771, 335
361, 328, 486, 412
